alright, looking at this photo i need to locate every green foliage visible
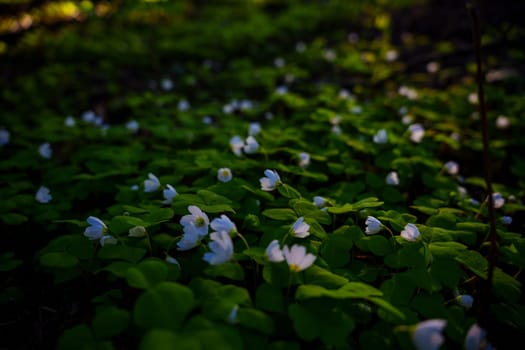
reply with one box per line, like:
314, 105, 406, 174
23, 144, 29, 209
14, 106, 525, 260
1, 0, 524, 349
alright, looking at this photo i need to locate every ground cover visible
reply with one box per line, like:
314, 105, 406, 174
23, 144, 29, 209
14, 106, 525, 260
1, 1, 524, 349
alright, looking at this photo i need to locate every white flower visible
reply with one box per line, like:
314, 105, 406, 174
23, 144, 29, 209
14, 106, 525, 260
178, 99, 190, 111
373, 129, 388, 144
202, 116, 213, 125
177, 229, 201, 251
211, 215, 237, 235
402, 114, 413, 125
260, 169, 281, 191
128, 226, 147, 238
64, 116, 76, 127
282, 244, 316, 272
265, 112, 274, 120
338, 89, 350, 99
291, 217, 310, 238
223, 103, 234, 114
84, 216, 107, 241
82, 111, 96, 123
331, 125, 342, 135
348, 32, 359, 43
144, 173, 160, 192
465, 324, 495, 350
126, 120, 139, 133
313, 196, 327, 208
469, 198, 480, 206
217, 168, 233, 183
457, 186, 467, 199
240, 99, 253, 111
386, 171, 400, 186
130, 184, 139, 191
295, 41, 306, 52
227, 305, 239, 324
38, 142, 52, 159
203, 231, 234, 265
248, 122, 261, 136
323, 49, 336, 61
298, 152, 310, 167
266, 240, 285, 262
409, 123, 425, 143
412, 319, 447, 350
401, 223, 420, 242
365, 216, 382, 235
330, 115, 341, 125
426, 61, 440, 73
492, 192, 505, 208
399, 86, 418, 100
468, 92, 479, 105
100, 235, 118, 246
274, 57, 285, 68
275, 86, 288, 95
161, 78, 173, 91
456, 294, 474, 308
496, 115, 510, 129
501, 216, 512, 225
0, 129, 10, 146
385, 49, 398, 61
180, 205, 209, 238
351, 106, 362, 114
444, 161, 459, 175
230, 135, 244, 156
35, 186, 52, 203
243, 136, 259, 154
163, 184, 177, 205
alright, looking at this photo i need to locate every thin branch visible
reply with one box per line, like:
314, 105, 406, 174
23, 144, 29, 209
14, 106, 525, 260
466, 0, 498, 330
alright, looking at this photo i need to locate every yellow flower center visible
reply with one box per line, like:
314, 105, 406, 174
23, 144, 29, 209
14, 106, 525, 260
289, 264, 301, 272
221, 170, 229, 177
196, 217, 206, 227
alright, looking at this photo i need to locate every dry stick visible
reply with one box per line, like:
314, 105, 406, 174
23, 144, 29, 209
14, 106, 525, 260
467, 1, 498, 330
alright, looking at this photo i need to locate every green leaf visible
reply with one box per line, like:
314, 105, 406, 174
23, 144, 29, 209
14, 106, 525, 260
493, 268, 521, 303
277, 184, 301, 199
320, 232, 353, 268
126, 259, 169, 289
241, 185, 274, 202
1, 213, 28, 225
109, 216, 145, 235
40, 252, 79, 269
288, 303, 319, 341
98, 245, 146, 263
57, 325, 112, 350
204, 262, 245, 281
290, 199, 331, 224
303, 265, 348, 289
262, 208, 297, 221
102, 262, 134, 278
92, 305, 130, 339
143, 208, 175, 225
366, 235, 393, 256
256, 283, 285, 313
327, 197, 383, 214
238, 308, 274, 335
0, 252, 22, 272
139, 329, 199, 350
455, 250, 488, 278
134, 282, 194, 330
428, 241, 468, 257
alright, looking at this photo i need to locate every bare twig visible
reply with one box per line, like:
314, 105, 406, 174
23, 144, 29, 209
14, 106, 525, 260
466, 0, 498, 330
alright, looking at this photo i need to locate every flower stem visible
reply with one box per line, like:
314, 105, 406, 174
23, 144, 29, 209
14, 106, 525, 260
236, 232, 250, 250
